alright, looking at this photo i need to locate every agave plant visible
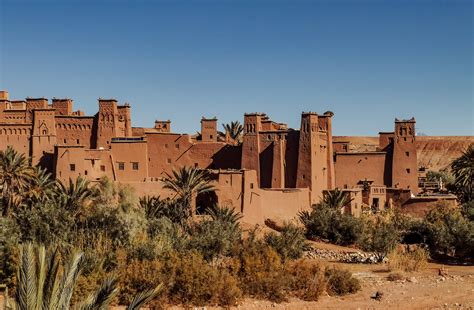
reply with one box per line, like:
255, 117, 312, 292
321, 189, 353, 210
6, 243, 161, 310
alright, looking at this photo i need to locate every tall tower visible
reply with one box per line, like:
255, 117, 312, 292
296, 113, 319, 204
391, 118, 418, 193
31, 108, 57, 168
200, 117, 218, 142
96, 99, 119, 148
241, 113, 263, 184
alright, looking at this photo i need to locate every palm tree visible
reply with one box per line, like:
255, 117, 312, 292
54, 177, 95, 215
6, 243, 161, 310
161, 166, 215, 216
207, 205, 242, 232
321, 188, 353, 210
220, 121, 243, 144
24, 167, 57, 205
451, 143, 474, 203
0, 146, 36, 216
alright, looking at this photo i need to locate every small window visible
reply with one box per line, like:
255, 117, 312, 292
118, 162, 125, 170
70, 164, 75, 171
210, 135, 213, 139
406, 168, 411, 174
404, 137, 407, 141
100, 165, 106, 172
175, 144, 180, 149
250, 183, 254, 189
85, 170, 88, 175
132, 162, 139, 170
194, 163, 198, 167
64, 139, 67, 143
405, 151, 409, 157
165, 143, 168, 148
167, 158, 172, 164
77, 139, 80, 144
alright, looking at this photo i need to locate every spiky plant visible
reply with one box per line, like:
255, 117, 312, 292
161, 166, 215, 215
6, 243, 161, 310
54, 177, 95, 215
321, 189, 353, 210
24, 167, 57, 205
0, 146, 36, 216
207, 205, 242, 231
451, 144, 474, 203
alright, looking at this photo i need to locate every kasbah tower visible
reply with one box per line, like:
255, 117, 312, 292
1, 89, 453, 224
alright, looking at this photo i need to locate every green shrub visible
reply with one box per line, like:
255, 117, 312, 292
0, 217, 19, 288
299, 205, 363, 245
264, 222, 307, 260
358, 215, 400, 261
423, 202, 474, 258
325, 267, 361, 296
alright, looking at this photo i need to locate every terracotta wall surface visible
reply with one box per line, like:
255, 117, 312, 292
55, 117, 95, 148
146, 133, 241, 178
334, 152, 387, 189
111, 140, 148, 182
0, 124, 31, 154
399, 196, 457, 217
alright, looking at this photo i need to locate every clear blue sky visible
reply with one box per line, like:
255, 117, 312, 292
0, 0, 472, 136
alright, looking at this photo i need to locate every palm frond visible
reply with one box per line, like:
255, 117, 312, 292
126, 284, 162, 310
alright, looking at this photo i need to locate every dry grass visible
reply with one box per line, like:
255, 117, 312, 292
388, 247, 429, 272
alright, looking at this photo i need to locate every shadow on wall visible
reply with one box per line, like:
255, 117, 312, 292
209, 145, 242, 170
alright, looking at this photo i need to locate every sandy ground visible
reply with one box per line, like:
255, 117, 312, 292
164, 255, 474, 310
233, 266, 474, 309
173, 261, 474, 310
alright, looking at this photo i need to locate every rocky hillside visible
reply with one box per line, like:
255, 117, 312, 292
416, 136, 473, 171
333, 136, 473, 171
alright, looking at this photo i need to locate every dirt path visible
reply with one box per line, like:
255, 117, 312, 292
232, 262, 474, 310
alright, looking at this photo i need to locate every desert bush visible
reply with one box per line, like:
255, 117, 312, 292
238, 239, 287, 302
423, 202, 474, 258
387, 272, 404, 281
168, 250, 241, 306
264, 222, 307, 260
189, 219, 241, 261
0, 217, 19, 288
188, 206, 242, 261
118, 254, 167, 307
387, 246, 429, 272
358, 215, 400, 261
299, 205, 363, 245
285, 259, 327, 301
13, 201, 74, 246
325, 267, 361, 296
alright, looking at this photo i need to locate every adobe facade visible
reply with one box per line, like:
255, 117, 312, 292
0, 90, 423, 223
